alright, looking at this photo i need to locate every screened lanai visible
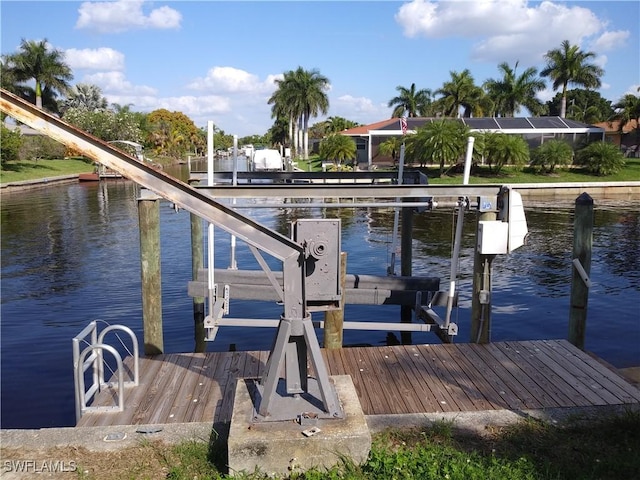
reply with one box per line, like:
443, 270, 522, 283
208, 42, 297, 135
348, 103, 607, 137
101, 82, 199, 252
341, 117, 605, 168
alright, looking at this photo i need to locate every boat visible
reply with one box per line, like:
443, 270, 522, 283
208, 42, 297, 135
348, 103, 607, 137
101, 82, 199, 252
252, 148, 284, 171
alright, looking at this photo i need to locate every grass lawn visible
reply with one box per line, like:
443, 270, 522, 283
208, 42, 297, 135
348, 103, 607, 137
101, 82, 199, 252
0, 157, 95, 184
298, 156, 640, 184
6, 409, 635, 479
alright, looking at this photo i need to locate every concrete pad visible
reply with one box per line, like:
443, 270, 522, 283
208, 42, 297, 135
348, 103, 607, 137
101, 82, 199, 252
228, 375, 370, 477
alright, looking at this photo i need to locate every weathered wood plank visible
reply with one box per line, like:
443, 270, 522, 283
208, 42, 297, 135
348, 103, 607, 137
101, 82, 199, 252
495, 342, 575, 407
75, 341, 639, 427
405, 345, 459, 412
545, 340, 640, 403
480, 344, 546, 409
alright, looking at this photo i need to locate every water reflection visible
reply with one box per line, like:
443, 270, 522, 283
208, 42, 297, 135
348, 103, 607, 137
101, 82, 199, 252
1, 172, 639, 428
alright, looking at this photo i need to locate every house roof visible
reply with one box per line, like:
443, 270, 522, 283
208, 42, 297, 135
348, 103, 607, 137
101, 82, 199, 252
342, 116, 604, 136
593, 119, 638, 134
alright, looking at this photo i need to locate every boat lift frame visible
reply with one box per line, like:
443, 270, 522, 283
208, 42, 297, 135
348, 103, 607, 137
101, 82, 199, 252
1, 88, 526, 421
0, 89, 341, 419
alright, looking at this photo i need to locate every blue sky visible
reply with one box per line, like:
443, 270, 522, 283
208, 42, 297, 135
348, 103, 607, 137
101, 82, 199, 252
2, 0, 638, 137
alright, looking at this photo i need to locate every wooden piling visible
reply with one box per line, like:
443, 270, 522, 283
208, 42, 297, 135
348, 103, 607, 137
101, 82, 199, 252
568, 192, 593, 350
324, 252, 346, 349
400, 206, 414, 344
470, 211, 496, 343
189, 180, 206, 353
137, 190, 163, 355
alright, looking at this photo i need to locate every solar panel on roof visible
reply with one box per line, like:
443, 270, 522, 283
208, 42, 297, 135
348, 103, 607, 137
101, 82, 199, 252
465, 118, 500, 129
495, 118, 531, 128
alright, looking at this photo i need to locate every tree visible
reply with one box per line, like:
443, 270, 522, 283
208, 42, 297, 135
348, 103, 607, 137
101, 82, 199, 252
484, 133, 530, 174
61, 83, 108, 113
546, 89, 613, 123
5, 38, 73, 111
268, 67, 330, 160
611, 93, 640, 150
540, 40, 604, 118
434, 70, 487, 118
530, 139, 574, 174
405, 120, 469, 174
387, 83, 433, 117
146, 109, 203, 159
63, 107, 143, 144
576, 142, 625, 175
483, 62, 545, 117
378, 136, 404, 164
319, 134, 356, 170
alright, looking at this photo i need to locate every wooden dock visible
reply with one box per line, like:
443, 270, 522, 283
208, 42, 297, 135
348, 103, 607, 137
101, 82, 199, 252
76, 339, 640, 427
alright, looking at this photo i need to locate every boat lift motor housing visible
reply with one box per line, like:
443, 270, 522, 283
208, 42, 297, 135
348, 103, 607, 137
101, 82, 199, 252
292, 219, 342, 312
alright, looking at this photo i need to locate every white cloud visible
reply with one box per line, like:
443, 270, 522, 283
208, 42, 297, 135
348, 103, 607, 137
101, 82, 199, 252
83, 71, 156, 96
331, 95, 389, 125
593, 30, 629, 51
76, 0, 181, 33
396, 0, 606, 65
64, 47, 125, 71
187, 66, 276, 94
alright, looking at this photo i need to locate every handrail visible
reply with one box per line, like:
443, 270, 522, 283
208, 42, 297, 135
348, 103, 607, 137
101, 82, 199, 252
76, 344, 124, 419
72, 321, 139, 422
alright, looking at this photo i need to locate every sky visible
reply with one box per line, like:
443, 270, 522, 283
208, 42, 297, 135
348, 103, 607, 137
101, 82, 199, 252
1, 0, 639, 137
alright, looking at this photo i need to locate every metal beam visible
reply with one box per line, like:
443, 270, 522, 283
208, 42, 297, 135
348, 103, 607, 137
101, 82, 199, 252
0, 89, 301, 262
196, 183, 504, 199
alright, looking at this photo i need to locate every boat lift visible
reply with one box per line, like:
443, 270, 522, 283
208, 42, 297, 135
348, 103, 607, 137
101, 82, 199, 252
1, 88, 528, 421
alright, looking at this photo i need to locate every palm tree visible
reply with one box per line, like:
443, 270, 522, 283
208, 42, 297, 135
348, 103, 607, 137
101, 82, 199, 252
268, 70, 299, 156
61, 83, 108, 113
268, 67, 330, 160
405, 120, 469, 174
387, 83, 433, 117
319, 134, 357, 170
435, 70, 486, 117
483, 62, 545, 117
6, 38, 73, 110
540, 40, 604, 118
611, 93, 640, 153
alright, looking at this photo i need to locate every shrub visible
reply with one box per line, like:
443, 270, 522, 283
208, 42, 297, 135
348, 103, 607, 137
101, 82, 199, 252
1, 124, 23, 165
530, 139, 574, 174
19, 135, 67, 160
485, 133, 530, 174
575, 142, 626, 176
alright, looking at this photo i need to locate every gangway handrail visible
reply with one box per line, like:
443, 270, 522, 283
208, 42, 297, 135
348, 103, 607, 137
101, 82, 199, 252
72, 321, 139, 422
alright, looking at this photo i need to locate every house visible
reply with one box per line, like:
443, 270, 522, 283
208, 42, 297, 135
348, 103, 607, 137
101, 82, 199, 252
341, 117, 605, 169
592, 119, 639, 157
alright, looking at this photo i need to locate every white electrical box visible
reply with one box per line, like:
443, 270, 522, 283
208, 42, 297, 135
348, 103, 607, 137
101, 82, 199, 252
478, 220, 508, 254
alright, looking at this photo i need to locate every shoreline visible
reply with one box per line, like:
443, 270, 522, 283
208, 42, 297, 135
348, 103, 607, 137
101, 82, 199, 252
2, 174, 639, 203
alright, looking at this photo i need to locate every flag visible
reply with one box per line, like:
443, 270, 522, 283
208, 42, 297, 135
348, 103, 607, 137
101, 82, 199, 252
400, 116, 407, 135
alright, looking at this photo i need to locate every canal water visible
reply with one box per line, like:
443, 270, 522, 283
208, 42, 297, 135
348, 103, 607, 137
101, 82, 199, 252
1, 163, 639, 429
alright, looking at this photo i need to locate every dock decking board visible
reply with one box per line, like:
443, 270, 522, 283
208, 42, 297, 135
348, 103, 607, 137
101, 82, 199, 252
76, 340, 640, 427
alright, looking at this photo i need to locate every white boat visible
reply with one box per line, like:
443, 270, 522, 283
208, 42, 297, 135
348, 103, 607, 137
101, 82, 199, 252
252, 148, 284, 171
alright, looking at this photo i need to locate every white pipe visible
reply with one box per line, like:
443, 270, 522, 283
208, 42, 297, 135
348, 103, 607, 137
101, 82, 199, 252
444, 136, 475, 328
388, 143, 405, 275
207, 121, 215, 314
230, 135, 238, 269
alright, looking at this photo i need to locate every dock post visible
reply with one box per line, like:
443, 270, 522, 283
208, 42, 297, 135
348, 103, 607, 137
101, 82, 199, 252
470, 210, 496, 343
324, 252, 346, 349
400, 205, 414, 344
569, 192, 593, 350
189, 180, 206, 353
138, 189, 163, 355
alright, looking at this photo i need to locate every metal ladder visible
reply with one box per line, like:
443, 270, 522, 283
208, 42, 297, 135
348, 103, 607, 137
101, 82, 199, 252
72, 321, 139, 423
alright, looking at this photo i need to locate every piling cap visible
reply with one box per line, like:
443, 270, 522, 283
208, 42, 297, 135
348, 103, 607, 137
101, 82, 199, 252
576, 192, 594, 205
